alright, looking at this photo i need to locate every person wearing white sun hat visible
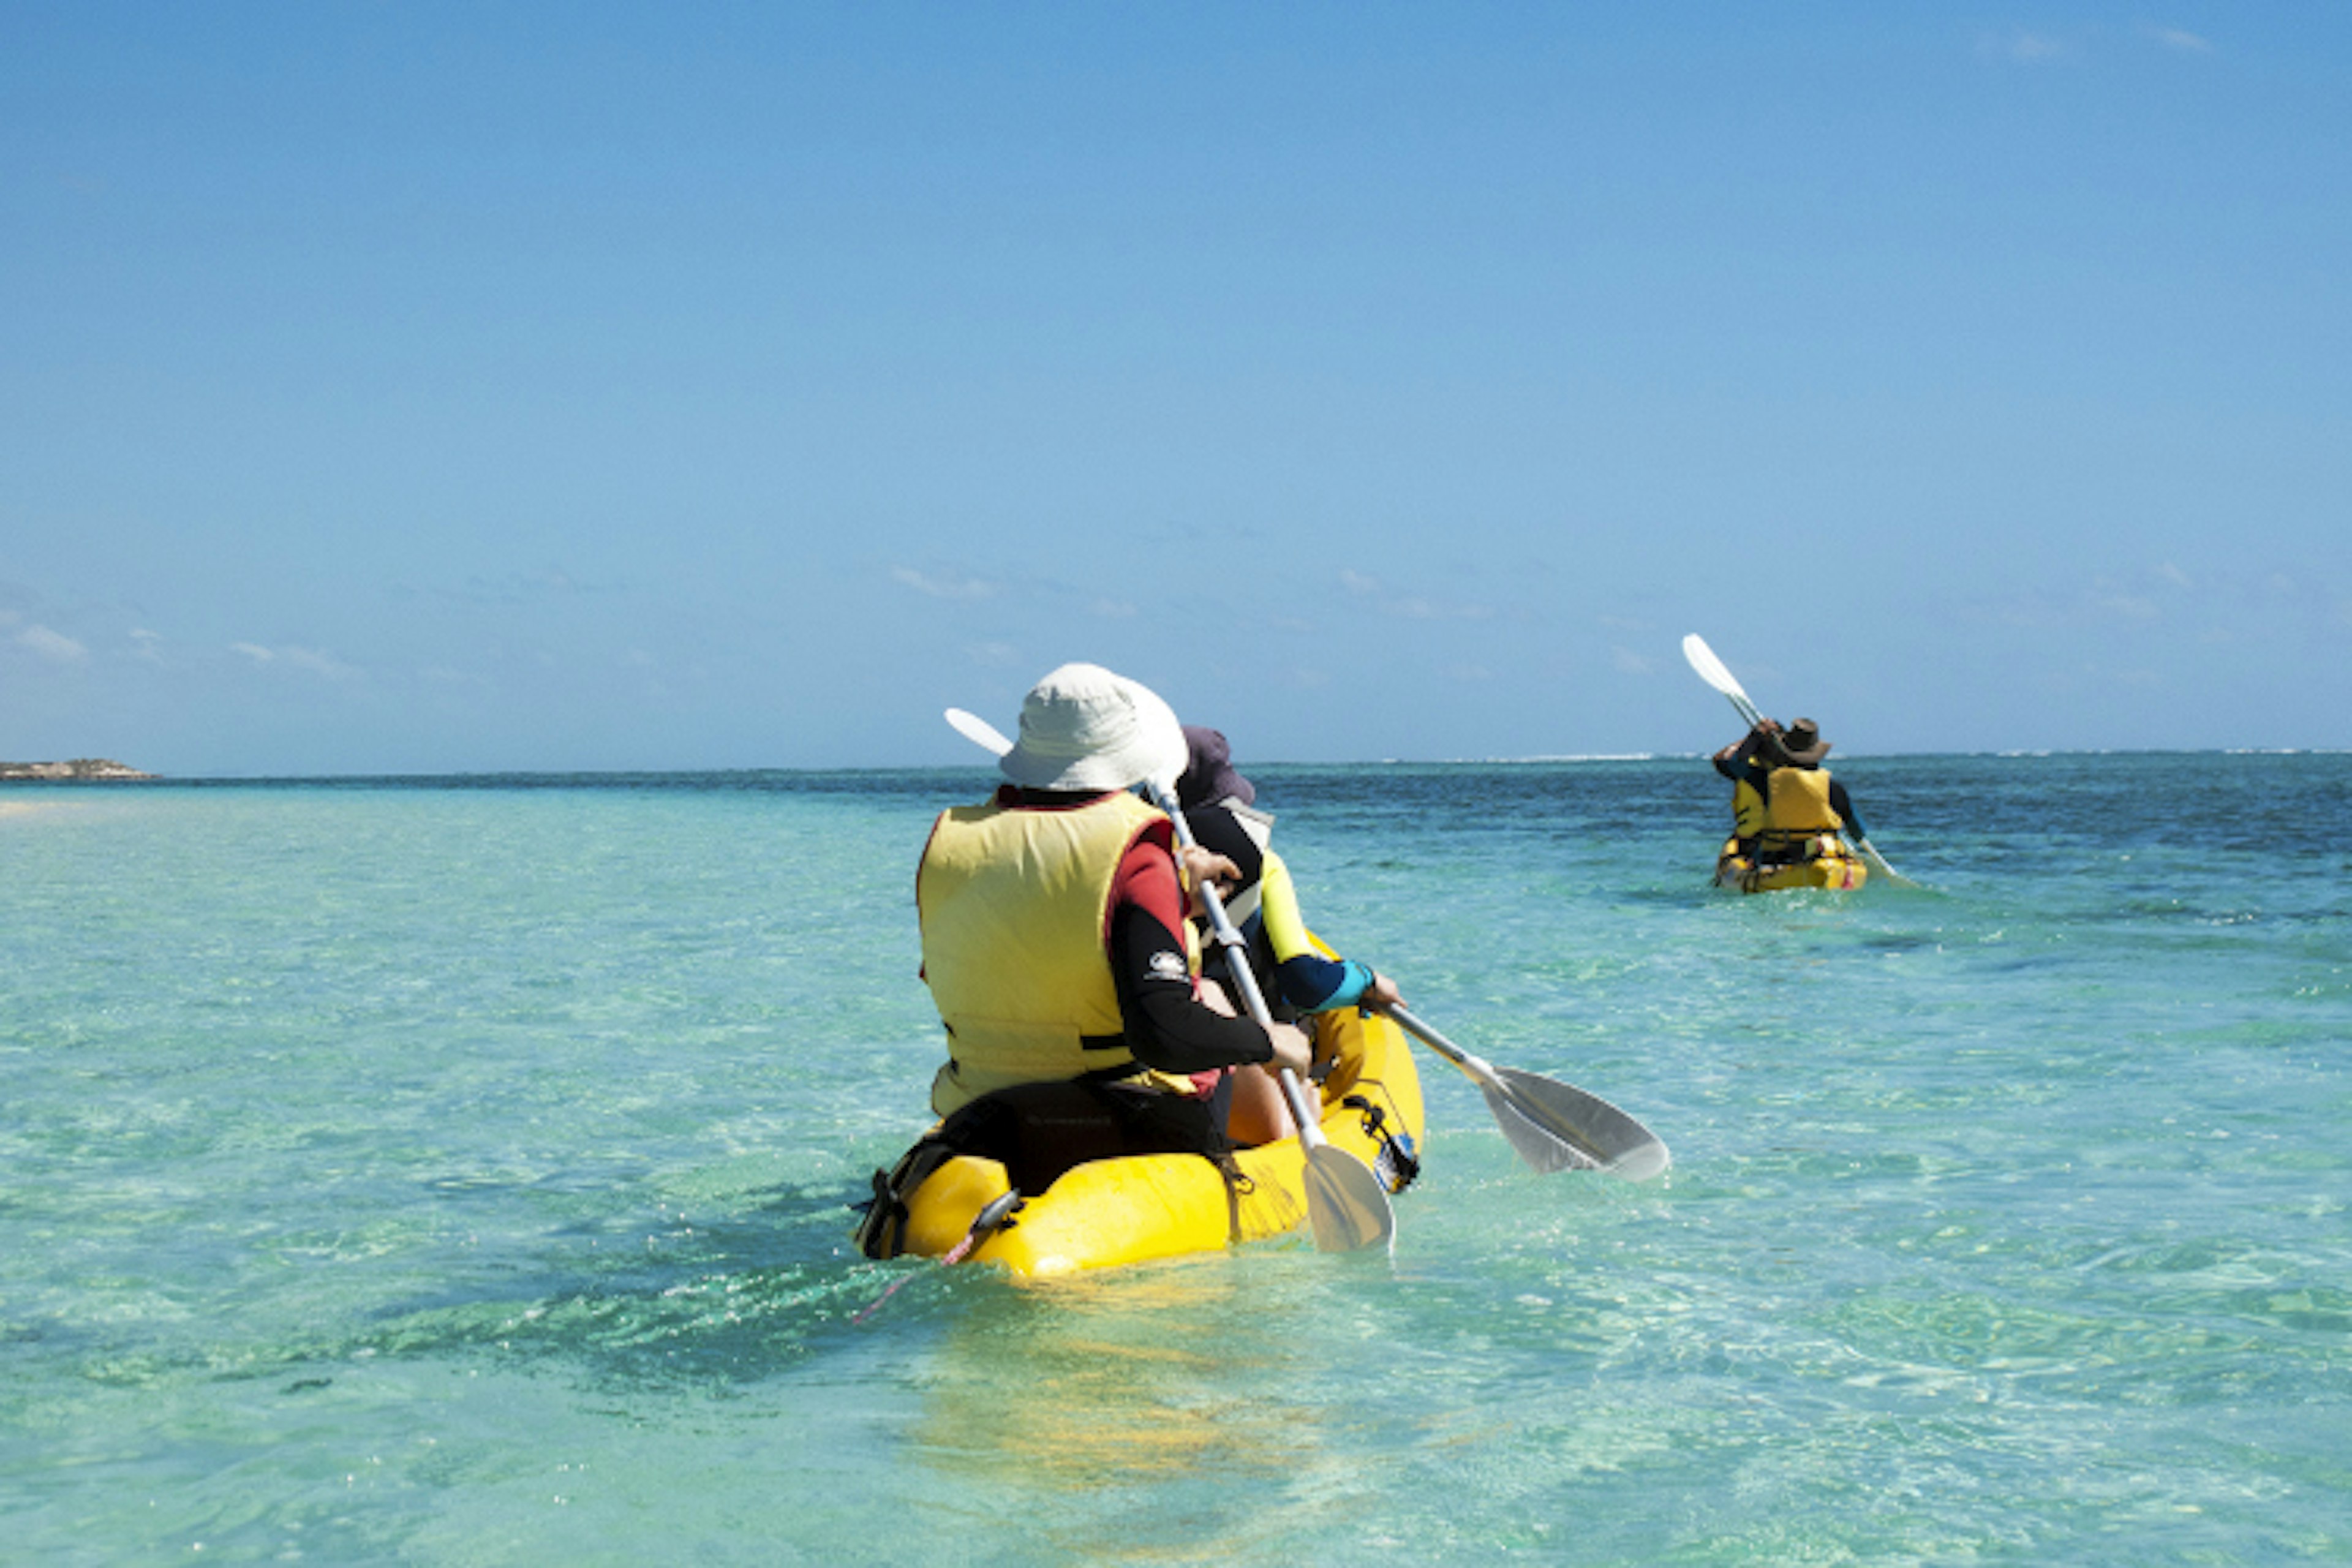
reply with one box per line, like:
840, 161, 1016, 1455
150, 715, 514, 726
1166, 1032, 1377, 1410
915, 663, 1315, 1159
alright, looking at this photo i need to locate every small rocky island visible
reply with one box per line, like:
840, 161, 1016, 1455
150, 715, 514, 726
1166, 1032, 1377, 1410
0, 759, 158, 781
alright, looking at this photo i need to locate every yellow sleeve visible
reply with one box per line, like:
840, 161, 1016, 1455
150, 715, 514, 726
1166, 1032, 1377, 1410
1258, 849, 1314, 962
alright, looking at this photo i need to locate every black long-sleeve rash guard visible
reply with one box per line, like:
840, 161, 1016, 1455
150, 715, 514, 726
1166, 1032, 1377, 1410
1107, 902, 1277, 1076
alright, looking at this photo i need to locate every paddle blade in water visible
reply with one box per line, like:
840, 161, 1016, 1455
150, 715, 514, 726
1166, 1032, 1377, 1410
1856, 836, 1924, 891
1302, 1147, 1395, 1253
1600, 1133, 1672, 1183
1493, 1067, 1671, 1180
1481, 1081, 1602, 1173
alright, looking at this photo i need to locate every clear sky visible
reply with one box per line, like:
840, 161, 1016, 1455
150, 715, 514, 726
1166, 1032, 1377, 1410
4, 4, 2346, 775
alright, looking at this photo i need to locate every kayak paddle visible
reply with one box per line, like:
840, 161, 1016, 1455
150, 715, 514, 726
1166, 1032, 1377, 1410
1145, 774, 1396, 1253
1388, 1005, 1669, 1180
945, 706, 1012, 758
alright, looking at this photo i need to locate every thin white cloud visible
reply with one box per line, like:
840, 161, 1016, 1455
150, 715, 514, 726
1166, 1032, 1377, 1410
1088, 598, 1139, 619
967, 641, 1021, 668
18, 624, 87, 663
1981, 30, 2068, 64
2147, 25, 2212, 54
232, 642, 358, 679
1612, 646, 1654, 675
284, 646, 358, 679
1336, 571, 1494, 622
425, 566, 603, 606
892, 565, 997, 601
2155, 562, 2193, 588
1392, 597, 1486, 620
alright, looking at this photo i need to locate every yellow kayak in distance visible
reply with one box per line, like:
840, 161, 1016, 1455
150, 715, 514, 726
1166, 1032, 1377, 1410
1714, 834, 1870, 894
858, 1003, 1425, 1278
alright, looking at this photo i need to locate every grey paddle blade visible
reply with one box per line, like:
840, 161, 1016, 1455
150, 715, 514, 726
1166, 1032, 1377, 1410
1302, 1146, 1396, 1253
1481, 1081, 1602, 1173
1493, 1067, 1671, 1181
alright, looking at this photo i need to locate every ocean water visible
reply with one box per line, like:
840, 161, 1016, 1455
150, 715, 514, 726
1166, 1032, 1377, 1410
2, 753, 2346, 1566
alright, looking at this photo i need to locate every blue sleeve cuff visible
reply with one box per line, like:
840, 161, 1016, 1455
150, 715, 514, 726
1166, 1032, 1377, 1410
1279, 954, 1376, 1014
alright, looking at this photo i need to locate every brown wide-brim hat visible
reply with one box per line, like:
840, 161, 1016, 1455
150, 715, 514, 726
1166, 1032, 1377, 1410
1774, 718, 1831, 767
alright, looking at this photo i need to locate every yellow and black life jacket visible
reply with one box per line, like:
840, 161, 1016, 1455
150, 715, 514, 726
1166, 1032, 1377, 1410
917, 791, 1180, 1115
1750, 766, 1842, 856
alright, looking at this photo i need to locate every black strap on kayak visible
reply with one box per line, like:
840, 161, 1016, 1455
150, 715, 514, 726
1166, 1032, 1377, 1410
853, 1137, 965, 1260
1343, 1093, 1422, 1195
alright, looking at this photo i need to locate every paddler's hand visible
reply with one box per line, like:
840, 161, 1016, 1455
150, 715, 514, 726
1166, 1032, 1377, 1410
1360, 971, 1403, 1012
1262, 1021, 1313, 1079
1178, 846, 1242, 916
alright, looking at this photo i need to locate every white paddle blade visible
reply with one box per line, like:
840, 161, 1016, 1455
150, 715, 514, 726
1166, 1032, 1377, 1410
1856, 837, 1923, 890
944, 707, 1014, 757
1681, 633, 1749, 705
1302, 1146, 1396, 1253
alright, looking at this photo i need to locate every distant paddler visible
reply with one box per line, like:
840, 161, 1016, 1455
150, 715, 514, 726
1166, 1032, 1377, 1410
1711, 715, 1869, 888
1683, 632, 1916, 889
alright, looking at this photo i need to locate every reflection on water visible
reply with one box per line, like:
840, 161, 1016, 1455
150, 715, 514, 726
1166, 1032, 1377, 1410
905, 1253, 1405, 1561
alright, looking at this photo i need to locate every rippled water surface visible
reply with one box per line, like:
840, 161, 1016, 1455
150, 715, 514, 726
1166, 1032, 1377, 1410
3, 755, 2346, 1564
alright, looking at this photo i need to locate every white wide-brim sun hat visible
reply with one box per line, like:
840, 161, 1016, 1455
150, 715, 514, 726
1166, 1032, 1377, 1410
998, 662, 1186, 794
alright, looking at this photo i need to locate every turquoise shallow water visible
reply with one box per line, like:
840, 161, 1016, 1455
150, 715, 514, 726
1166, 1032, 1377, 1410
3, 755, 2347, 1565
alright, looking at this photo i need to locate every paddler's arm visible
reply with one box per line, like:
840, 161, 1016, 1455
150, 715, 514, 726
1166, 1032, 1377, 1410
1830, 778, 1866, 841
1107, 843, 1311, 1077
1256, 850, 1404, 1015
1714, 724, 1773, 783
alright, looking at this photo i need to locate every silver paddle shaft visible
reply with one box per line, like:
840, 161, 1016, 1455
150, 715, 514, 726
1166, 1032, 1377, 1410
1145, 783, 1326, 1144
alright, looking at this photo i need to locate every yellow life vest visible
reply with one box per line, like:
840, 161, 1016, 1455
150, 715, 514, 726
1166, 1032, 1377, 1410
917, 791, 1176, 1115
1732, 779, 1768, 841
1757, 766, 1842, 851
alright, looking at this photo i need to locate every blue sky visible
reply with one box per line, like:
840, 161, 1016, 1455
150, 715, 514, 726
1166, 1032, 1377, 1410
4, 4, 2346, 774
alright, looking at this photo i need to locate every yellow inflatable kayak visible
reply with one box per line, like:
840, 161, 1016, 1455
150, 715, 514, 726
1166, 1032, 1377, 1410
1714, 834, 1869, 893
858, 1003, 1423, 1277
